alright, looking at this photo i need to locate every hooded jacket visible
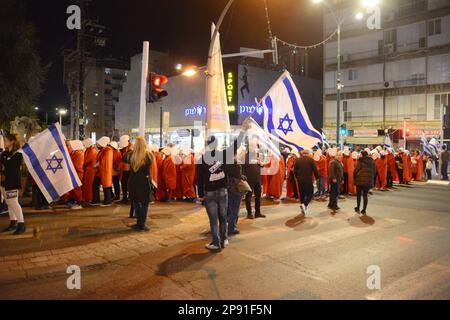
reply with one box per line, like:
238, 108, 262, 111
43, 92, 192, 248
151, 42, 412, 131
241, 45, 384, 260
354, 156, 376, 188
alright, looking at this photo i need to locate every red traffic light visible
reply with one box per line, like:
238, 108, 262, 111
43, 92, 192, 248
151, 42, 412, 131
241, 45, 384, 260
406, 128, 410, 136
150, 74, 168, 87
147, 73, 169, 102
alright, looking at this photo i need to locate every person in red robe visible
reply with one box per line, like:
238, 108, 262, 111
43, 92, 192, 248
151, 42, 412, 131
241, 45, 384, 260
344, 149, 356, 195
285, 151, 298, 199
67, 140, 84, 209
160, 146, 177, 201
93, 137, 113, 206
314, 149, 327, 200
267, 154, 285, 200
414, 150, 424, 181
180, 150, 196, 201
154, 149, 164, 201
386, 148, 397, 186
174, 150, 184, 200
375, 151, 388, 190
261, 161, 271, 197
82, 138, 97, 205
402, 150, 412, 184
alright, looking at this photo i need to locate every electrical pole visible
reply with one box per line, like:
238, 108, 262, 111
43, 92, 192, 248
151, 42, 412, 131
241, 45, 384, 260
336, 23, 341, 146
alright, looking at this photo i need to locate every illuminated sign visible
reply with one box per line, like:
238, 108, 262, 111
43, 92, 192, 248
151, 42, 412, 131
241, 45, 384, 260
238, 104, 263, 115
185, 105, 206, 117
226, 72, 235, 112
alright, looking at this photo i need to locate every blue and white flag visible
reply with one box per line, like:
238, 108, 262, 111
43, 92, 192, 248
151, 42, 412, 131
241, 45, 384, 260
262, 71, 322, 151
20, 123, 82, 203
321, 131, 330, 148
384, 135, 392, 148
421, 132, 433, 156
242, 117, 281, 160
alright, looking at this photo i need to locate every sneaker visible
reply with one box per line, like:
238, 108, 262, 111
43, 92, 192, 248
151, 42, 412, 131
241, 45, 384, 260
255, 213, 266, 218
139, 226, 150, 232
205, 243, 221, 251
300, 204, 306, 215
221, 239, 229, 248
2, 220, 17, 232
71, 204, 83, 210
247, 214, 255, 219
100, 203, 112, 207
229, 229, 240, 235
90, 202, 100, 206
130, 224, 140, 230
354, 207, 360, 213
13, 222, 26, 235
361, 209, 367, 215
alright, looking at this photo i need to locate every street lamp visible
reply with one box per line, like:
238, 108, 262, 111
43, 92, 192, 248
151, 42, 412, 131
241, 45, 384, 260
182, 68, 198, 77
313, 0, 381, 147
58, 109, 67, 125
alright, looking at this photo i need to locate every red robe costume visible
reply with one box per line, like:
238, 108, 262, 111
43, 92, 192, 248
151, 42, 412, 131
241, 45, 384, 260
344, 156, 355, 194
68, 149, 84, 202
375, 156, 388, 189
267, 155, 285, 199
261, 162, 271, 196
285, 155, 297, 198
180, 154, 196, 199
96, 146, 113, 188
402, 153, 412, 183
386, 153, 398, 183
112, 149, 122, 178
162, 154, 177, 199
83, 146, 97, 202
174, 155, 184, 199
415, 155, 424, 181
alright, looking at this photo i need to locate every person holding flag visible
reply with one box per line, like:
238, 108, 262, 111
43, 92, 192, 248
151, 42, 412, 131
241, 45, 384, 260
0, 133, 25, 234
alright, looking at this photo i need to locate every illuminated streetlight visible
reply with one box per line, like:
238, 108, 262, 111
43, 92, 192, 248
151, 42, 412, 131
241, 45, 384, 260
182, 68, 198, 77
34, 107, 39, 111
175, 63, 183, 71
58, 109, 67, 125
355, 12, 364, 20
312, 0, 323, 4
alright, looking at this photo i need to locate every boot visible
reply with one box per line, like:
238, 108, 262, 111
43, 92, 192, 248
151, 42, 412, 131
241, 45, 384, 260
13, 222, 26, 235
3, 220, 17, 232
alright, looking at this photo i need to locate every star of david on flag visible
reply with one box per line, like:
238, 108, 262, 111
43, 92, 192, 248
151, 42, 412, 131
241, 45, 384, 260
19, 123, 82, 203
261, 71, 322, 151
46, 155, 64, 173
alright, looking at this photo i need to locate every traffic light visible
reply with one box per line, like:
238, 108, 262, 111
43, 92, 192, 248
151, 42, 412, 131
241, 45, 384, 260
340, 124, 347, 136
405, 128, 410, 137
148, 73, 168, 102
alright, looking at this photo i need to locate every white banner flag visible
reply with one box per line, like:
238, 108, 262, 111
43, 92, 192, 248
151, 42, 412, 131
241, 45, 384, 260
20, 123, 82, 203
206, 23, 230, 133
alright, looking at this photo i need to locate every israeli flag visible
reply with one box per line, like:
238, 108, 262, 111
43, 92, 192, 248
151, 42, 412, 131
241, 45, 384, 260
421, 132, 433, 156
321, 131, 330, 148
20, 123, 82, 203
384, 135, 392, 148
242, 117, 281, 160
262, 71, 322, 151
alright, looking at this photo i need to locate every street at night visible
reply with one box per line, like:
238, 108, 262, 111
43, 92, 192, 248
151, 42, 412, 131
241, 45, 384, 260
1, 0, 450, 312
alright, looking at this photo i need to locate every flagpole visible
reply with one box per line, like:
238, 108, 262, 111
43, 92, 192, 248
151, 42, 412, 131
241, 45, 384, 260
438, 102, 444, 180
139, 41, 149, 137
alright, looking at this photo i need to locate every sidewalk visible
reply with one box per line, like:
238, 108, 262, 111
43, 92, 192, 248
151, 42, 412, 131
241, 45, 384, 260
0, 205, 211, 284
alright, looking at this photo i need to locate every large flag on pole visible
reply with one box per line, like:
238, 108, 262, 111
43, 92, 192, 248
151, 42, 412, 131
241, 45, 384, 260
384, 135, 392, 148
242, 117, 281, 160
206, 23, 230, 133
262, 71, 322, 151
20, 123, 82, 203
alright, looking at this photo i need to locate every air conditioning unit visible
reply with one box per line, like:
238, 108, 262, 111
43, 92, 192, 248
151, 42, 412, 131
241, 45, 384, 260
384, 81, 394, 88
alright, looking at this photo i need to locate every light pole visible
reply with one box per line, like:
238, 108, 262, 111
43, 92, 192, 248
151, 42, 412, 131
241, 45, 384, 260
58, 109, 67, 126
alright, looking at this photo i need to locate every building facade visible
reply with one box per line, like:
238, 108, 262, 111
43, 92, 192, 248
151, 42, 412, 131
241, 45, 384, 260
115, 53, 323, 151
63, 55, 129, 139
323, 0, 450, 147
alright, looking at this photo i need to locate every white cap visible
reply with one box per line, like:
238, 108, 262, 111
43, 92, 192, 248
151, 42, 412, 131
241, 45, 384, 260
399, 147, 404, 152
97, 136, 110, 148
364, 148, 371, 154
404, 150, 410, 156
110, 141, 119, 150
376, 146, 383, 152
380, 150, 386, 156
343, 149, 350, 156
83, 138, 93, 148
150, 144, 159, 153
328, 147, 337, 157
371, 150, 379, 160
119, 135, 130, 149
351, 151, 359, 160
313, 149, 322, 161
386, 148, 393, 154
161, 146, 172, 156
69, 140, 84, 151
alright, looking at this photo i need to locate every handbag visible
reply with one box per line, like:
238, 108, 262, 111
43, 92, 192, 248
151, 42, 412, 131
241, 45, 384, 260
229, 176, 252, 195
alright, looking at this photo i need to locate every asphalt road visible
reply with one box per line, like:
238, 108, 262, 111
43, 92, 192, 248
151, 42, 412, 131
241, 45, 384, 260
1, 182, 450, 300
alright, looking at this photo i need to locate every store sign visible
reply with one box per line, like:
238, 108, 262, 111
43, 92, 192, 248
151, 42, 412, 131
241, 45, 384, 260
238, 104, 263, 116
185, 105, 206, 117
226, 71, 236, 112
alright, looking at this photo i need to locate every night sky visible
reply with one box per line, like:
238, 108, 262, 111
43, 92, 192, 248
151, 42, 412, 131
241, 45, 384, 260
24, 0, 323, 120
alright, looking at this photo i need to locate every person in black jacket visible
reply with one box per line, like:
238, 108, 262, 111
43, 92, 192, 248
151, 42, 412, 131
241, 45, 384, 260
0, 133, 26, 234
201, 136, 229, 251
124, 136, 154, 232
242, 142, 266, 219
353, 150, 375, 215
294, 149, 319, 215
